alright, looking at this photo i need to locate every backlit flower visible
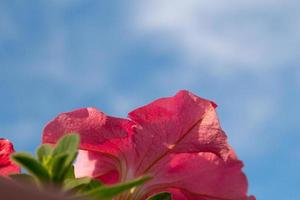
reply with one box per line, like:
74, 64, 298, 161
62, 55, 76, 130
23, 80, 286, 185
0, 138, 20, 176
43, 90, 255, 200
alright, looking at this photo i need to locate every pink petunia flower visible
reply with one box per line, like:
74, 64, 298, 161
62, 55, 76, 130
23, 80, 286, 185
0, 138, 20, 176
43, 90, 255, 200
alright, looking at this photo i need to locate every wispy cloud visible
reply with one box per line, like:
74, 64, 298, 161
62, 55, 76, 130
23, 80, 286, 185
0, 1, 297, 199
132, 0, 300, 75
128, 0, 300, 158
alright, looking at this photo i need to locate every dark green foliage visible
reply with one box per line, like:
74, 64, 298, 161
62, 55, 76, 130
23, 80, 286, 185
83, 176, 151, 200
147, 192, 172, 200
11, 152, 50, 183
10, 133, 152, 200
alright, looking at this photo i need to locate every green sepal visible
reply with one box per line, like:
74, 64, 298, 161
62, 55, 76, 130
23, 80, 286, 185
65, 165, 75, 179
11, 152, 50, 183
84, 176, 151, 200
36, 144, 53, 166
50, 153, 69, 182
147, 192, 172, 200
64, 177, 93, 191
64, 177, 102, 192
47, 134, 79, 183
85, 179, 102, 191
52, 134, 79, 157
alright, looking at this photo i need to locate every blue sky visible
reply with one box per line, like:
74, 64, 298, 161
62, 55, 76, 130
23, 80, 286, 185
0, 1, 299, 199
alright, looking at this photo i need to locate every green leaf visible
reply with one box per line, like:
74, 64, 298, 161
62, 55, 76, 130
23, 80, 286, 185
85, 179, 102, 191
64, 177, 102, 194
65, 165, 75, 179
11, 152, 50, 182
51, 152, 78, 182
84, 176, 151, 200
64, 177, 93, 191
52, 133, 80, 157
147, 192, 172, 200
46, 134, 80, 183
50, 153, 69, 182
36, 144, 53, 165
9, 174, 37, 185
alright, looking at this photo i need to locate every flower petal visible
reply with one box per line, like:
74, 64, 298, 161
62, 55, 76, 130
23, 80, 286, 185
128, 90, 230, 175
0, 138, 20, 176
143, 151, 252, 200
43, 107, 134, 158
75, 150, 120, 184
42, 91, 254, 199
42, 107, 135, 182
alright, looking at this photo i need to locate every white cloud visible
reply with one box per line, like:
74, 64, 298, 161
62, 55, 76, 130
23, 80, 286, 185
128, 0, 299, 157
225, 95, 277, 158
132, 0, 300, 75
